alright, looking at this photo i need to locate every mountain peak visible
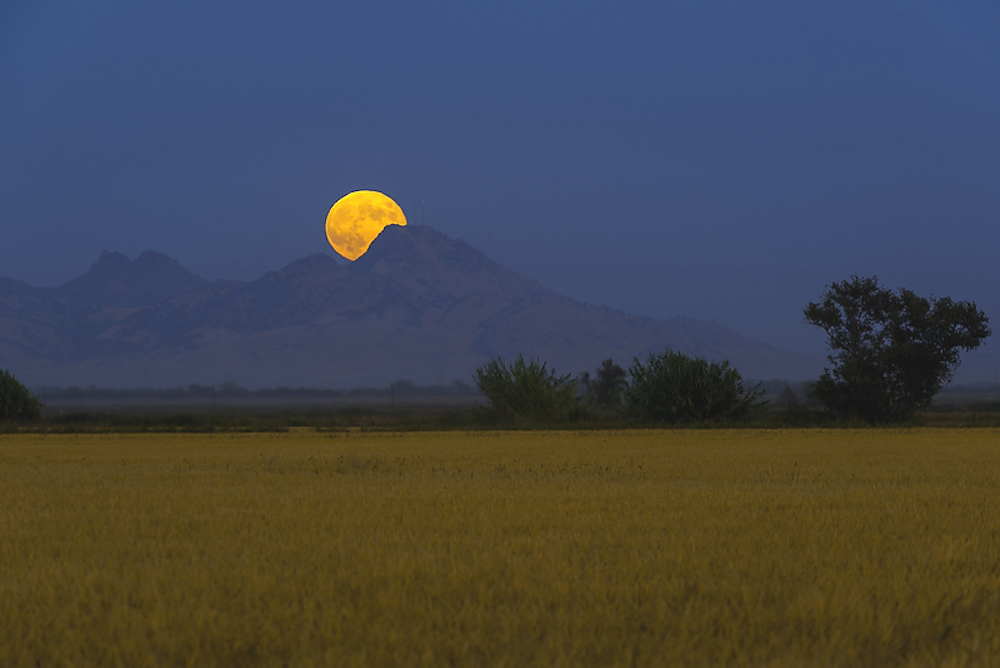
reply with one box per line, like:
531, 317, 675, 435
91, 250, 131, 272
353, 225, 444, 271
58, 250, 209, 308
353, 225, 549, 303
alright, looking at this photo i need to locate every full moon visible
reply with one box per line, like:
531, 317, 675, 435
325, 190, 407, 261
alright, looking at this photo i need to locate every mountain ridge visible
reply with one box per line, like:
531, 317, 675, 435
58, 249, 211, 308
0, 225, 825, 388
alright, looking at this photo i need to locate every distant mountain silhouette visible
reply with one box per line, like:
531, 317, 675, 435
0, 225, 826, 389
58, 250, 210, 308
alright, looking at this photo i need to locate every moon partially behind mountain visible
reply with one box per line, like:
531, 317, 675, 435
325, 191, 407, 261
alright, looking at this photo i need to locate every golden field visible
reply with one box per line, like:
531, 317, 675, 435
2, 429, 999, 667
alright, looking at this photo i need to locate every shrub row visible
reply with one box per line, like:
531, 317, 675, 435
474, 350, 765, 426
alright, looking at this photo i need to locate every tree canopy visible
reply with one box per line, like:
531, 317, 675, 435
0, 369, 40, 422
804, 275, 991, 423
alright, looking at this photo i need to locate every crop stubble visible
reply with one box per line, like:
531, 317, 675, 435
1, 429, 999, 666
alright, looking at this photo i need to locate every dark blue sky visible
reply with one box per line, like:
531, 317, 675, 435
3, 1, 998, 353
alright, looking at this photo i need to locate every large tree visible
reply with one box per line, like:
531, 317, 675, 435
804, 275, 991, 423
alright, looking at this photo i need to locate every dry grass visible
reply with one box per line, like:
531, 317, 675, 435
2, 429, 999, 666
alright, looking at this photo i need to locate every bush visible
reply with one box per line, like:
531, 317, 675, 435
0, 369, 41, 422
474, 356, 581, 423
622, 349, 765, 424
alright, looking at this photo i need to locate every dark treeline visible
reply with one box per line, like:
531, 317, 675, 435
2, 380, 999, 434
37, 379, 479, 402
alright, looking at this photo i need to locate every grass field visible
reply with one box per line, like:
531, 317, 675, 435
2, 429, 999, 666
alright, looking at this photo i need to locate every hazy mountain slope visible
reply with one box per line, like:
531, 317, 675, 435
0, 225, 827, 388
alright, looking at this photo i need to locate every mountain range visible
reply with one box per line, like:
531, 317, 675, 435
2, 225, 830, 389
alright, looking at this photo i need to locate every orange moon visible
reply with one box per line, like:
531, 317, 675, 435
325, 190, 407, 261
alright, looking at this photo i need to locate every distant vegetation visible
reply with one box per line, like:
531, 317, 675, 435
11, 373, 1000, 434
39, 379, 478, 404
578, 358, 627, 411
